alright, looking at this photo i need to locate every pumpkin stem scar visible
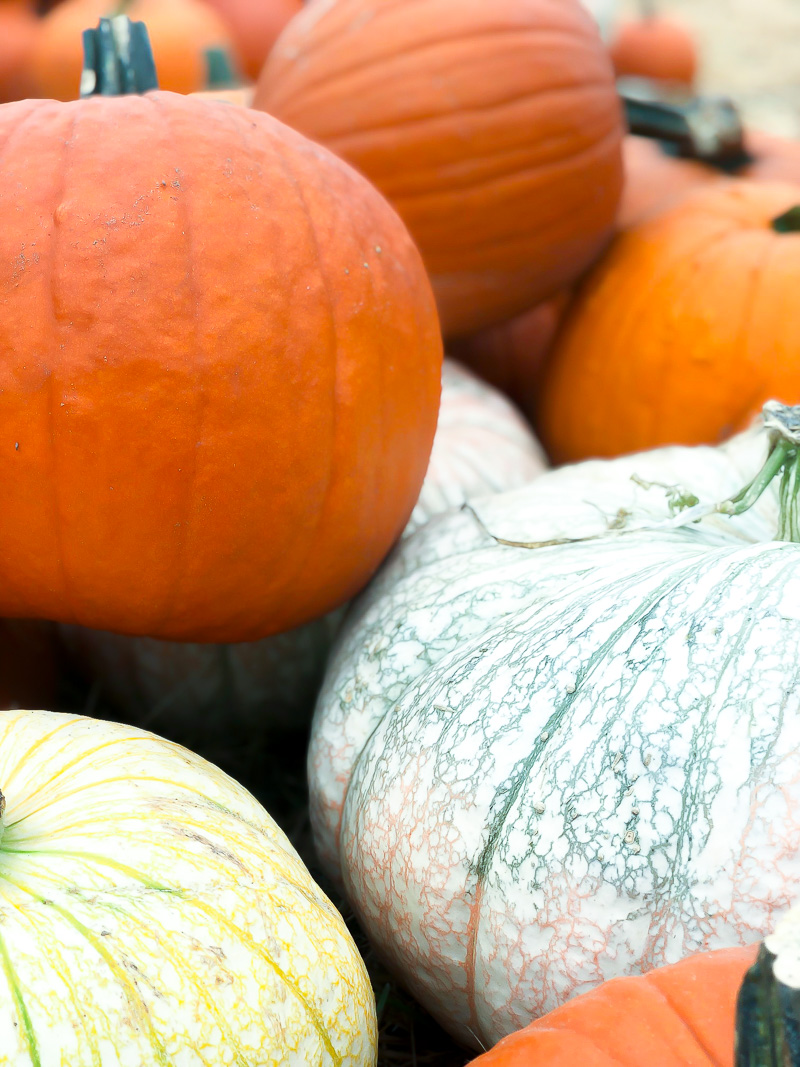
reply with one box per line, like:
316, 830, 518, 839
735, 942, 800, 1065
772, 206, 800, 234
716, 402, 800, 542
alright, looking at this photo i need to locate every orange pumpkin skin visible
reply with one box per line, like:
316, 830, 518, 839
537, 181, 800, 463
620, 132, 800, 230
0, 2, 38, 103
610, 15, 698, 87
204, 0, 302, 82
451, 291, 570, 420
469, 945, 757, 1066
0, 94, 442, 642
255, 0, 624, 338
31, 0, 236, 100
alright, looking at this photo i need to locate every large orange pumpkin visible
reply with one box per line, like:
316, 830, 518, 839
620, 130, 800, 229
204, 0, 301, 82
537, 181, 800, 463
31, 0, 236, 99
469, 945, 757, 1066
610, 13, 698, 88
0, 91, 442, 641
255, 0, 624, 338
451, 291, 570, 421
0, 1, 38, 102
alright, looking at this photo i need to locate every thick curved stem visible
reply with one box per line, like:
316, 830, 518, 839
716, 402, 800, 542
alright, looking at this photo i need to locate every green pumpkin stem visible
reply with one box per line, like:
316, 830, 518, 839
772, 206, 800, 234
717, 402, 800, 542
205, 47, 238, 90
736, 943, 800, 1065
80, 15, 159, 98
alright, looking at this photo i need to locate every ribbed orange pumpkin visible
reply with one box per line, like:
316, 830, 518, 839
451, 292, 570, 421
204, 0, 301, 81
31, 0, 236, 99
0, 1, 38, 103
537, 181, 800, 462
255, 0, 624, 338
620, 131, 800, 229
610, 13, 698, 88
0, 92, 441, 641
469, 946, 757, 1066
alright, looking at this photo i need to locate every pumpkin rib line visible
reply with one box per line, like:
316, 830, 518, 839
260, 130, 341, 614
642, 978, 723, 1065
388, 126, 622, 246
292, 74, 614, 150
268, 22, 604, 112
152, 96, 208, 633
464, 555, 715, 1040
47, 107, 80, 625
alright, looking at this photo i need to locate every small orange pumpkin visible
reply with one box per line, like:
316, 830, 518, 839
537, 181, 800, 462
468, 945, 757, 1067
610, 11, 698, 88
255, 0, 624, 338
31, 0, 236, 99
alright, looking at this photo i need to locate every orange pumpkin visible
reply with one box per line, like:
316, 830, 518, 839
0, 91, 441, 642
255, 0, 624, 338
0, 1, 38, 102
620, 130, 800, 229
451, 291, 570, 421
537, 181, 800, 463
610, 13, 698, 88
31, 0, 236, 99
204, 0, 301, 81
468, 945, 757, 1066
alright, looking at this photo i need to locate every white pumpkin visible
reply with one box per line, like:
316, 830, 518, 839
58, 360, 545, 733
309, 407, 800, 1049
0, 709, 376, 1066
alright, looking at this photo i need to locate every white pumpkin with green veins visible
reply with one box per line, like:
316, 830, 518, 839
0, 709, 376, 1066
309, 402, 800, 1050
57, 360, 545, 738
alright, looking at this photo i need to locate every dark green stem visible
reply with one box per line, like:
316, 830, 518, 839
736, 943, 800, 1065
772, 207, 800, 234
716, 402, 800, 542
80, 15, 159, 98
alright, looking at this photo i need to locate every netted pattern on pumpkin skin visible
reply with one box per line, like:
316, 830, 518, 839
308, 426, 774, 884
339, 540, 800, 1048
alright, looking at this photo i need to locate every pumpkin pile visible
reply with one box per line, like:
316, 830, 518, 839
1, 1, 799, 1065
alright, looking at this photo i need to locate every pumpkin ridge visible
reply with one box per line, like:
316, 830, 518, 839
253, 128, 342, 616
47, 108, 82, 624
152, 96, 210, 633
388, 123, 623, 236
644, 971, 728, 1065
331, 81, 617, 195
269, 23, 606, 113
